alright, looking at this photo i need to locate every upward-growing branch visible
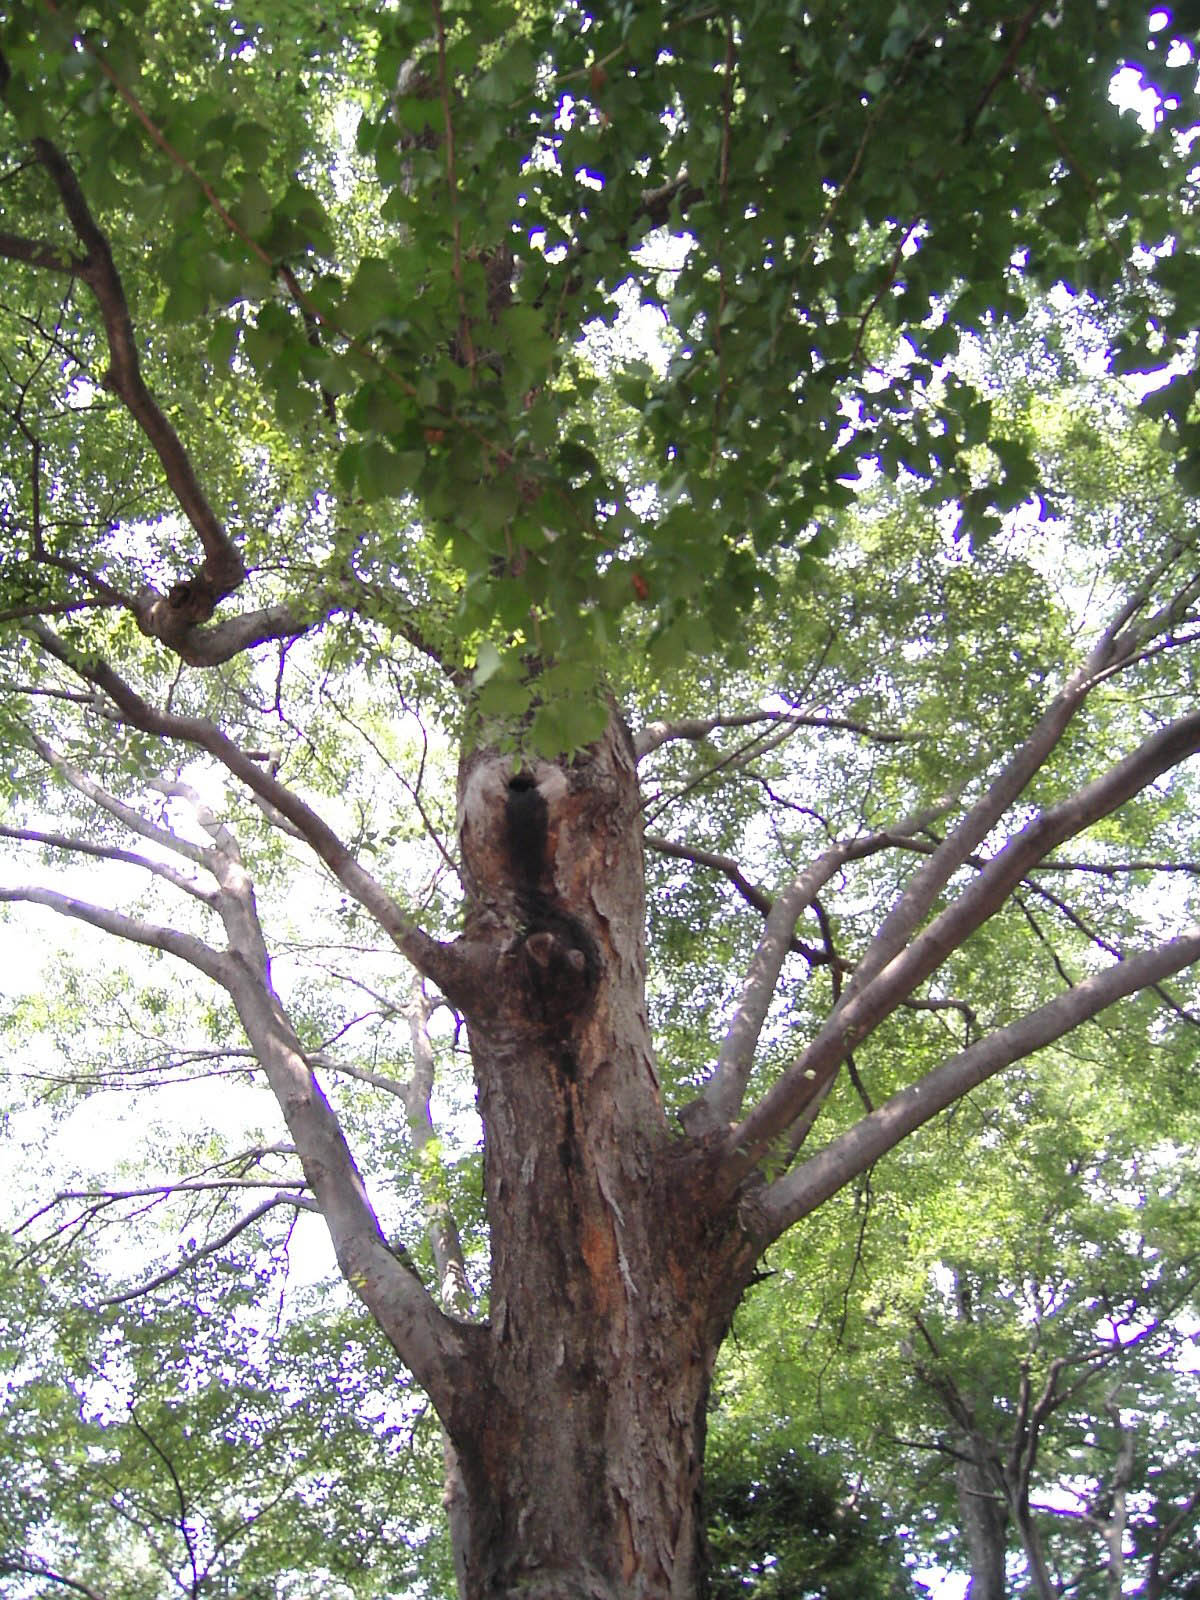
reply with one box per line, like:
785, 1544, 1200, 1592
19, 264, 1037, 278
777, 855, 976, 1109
724, 704, 1200, 1179
751, 924, 1200, 1239
28, 133, 246, 637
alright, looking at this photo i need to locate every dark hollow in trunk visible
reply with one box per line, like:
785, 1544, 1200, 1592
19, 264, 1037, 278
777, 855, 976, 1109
449, 713, 754, 1596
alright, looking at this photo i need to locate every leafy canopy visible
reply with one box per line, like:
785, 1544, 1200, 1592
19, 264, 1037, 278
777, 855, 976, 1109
1, 0, 1197, 742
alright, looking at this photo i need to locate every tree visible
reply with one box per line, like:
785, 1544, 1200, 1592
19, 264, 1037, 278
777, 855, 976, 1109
0, 1254, 456, 1599
885, 1147, 1200, 1598
2, 1, 1200, 1594
704, 1446, 912, 1600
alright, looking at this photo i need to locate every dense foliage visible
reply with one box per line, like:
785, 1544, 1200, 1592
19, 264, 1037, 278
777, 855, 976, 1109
2, 0, 1200, 1595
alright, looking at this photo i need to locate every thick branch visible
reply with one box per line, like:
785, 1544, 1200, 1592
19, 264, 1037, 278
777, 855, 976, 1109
726, 708, 1200, 1173
0, 228, 81, 273
29, 136, 245, 638
5, 810, 483, 1421
836, 603, 1152, 1010
157, 601, 321, 667
0, 885, 226, 979
217, 950, 480, 1417
29, 626, 479, 1004
750, 925, 1200, 1243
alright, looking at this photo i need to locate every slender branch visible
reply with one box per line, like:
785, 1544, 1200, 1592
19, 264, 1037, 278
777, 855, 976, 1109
312, 1054, 410, 1098
432, 0, 475, 374
97, 1194, 318, 1307
643, 714, 858, 827
1038, 857, 1200, 876
6, 764, 486, 1416
701, 838, 876, 1124
0, 229, 81, 273
700, 795, 966, 1128
26, 730, 211, 866
833, 582, 1168, 1014
0, 1558, 107, 1600
0, 822, 215, 902
962, 0, 1048, 141
124, 1404, 199, 1594
645, 831, 833, 964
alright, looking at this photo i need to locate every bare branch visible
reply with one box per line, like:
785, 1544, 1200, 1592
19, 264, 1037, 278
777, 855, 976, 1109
0, 884, 227, 979
833, 593, 1168, 1012
645, 831, 832, 964
159, 601, 324, 668
97, 1193, 318, 1307
697, 836, 884, 1126
124, 1403, 199, 1595
403, 980, 473, 1315
1037, 856, 1200, 876
697, 794, 965, 1128
0, 1557, 107, 1600
6, 765, 486, 1412
311, 1054, 410, 1098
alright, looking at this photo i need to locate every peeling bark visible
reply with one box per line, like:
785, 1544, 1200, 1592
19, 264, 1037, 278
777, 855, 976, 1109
449, 712, 749, 1596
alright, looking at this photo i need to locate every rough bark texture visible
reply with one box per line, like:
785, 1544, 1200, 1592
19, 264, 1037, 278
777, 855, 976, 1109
955, 1447, 1008, 1600
450, 712, 749, 1598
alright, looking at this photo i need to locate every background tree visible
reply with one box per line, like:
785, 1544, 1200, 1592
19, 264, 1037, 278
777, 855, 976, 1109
0, 1254, 456, 1599
714, 991, 1200, 1600
2, 1, 1200, 1595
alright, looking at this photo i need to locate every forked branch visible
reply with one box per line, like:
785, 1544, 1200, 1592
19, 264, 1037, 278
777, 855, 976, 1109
28, 624, 478, 1005
751, 924, 1200, 1241
724, 705, 1200, 1177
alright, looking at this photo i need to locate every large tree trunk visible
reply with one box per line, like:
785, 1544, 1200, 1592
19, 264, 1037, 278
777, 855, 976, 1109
449, 712, 749, 1597
954, 1445, 1009, 1600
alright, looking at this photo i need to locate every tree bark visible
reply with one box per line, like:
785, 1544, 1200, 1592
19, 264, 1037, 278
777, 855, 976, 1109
955, 1446, 1008, 1600
448, 712, 749, 1597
